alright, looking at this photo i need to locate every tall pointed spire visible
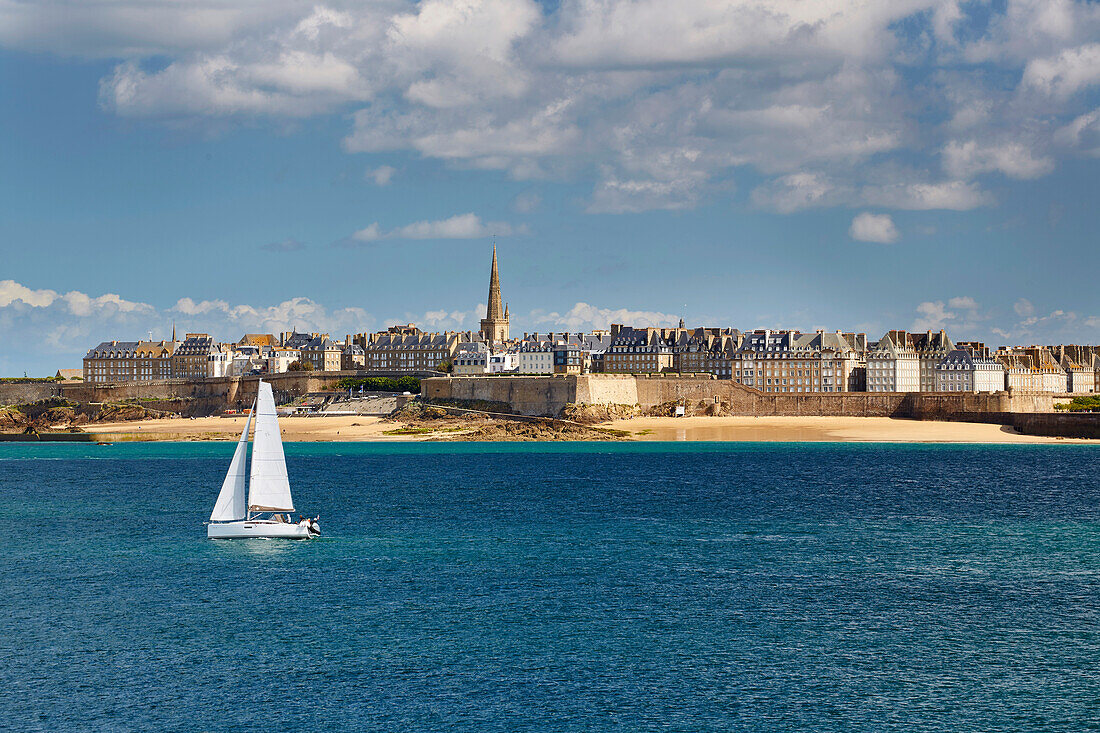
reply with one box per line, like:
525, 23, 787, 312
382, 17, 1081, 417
480, 242, 510, 343
486, 243, 503, 319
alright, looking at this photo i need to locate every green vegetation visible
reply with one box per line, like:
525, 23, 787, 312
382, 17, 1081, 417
0, 377, 64, 383
335, 376, 421, 394
1055, 395, 1100, 412
286, 360, 313, 372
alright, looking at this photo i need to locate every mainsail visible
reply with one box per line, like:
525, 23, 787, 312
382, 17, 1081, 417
209, 402, 254, 522
248, 380, 294, 513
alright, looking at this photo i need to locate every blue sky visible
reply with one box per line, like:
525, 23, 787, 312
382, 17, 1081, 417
2, 0, 1100, 374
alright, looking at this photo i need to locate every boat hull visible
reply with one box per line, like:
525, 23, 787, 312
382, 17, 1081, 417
207, 520, 316, 539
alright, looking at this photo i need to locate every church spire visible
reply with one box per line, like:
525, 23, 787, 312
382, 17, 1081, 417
480, 242, 510, 343
486, 243, 503, 320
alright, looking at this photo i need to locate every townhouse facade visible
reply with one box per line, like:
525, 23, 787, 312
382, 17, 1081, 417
83, 340, 176, 383
360, 328, 472, 373
933, 349, 1005, 393
300, 336, 342, 372
172, 333, 215, 380
866, 331, 921, 393
603, 324, 684, 374
734, 330, 863, 393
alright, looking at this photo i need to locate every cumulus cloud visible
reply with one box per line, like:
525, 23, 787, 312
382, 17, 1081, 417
0, 279, 375, 375
849, 212, 899, 243
3, 0, 1100, 213
942, 140, 1054, 180
530, 302, 679, 331
1021, 43, 1100, 99
911, 295, 985, 333
366, 165, 397, 186
351, 213, 519, 242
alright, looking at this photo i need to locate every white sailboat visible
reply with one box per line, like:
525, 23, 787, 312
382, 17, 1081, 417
207, 380, 319, 539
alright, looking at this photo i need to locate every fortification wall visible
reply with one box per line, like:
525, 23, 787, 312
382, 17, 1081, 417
420, 375, 1059, 419
0, 383, 63, 405
1011, 412, 1100, 438
421, 375, 579, 415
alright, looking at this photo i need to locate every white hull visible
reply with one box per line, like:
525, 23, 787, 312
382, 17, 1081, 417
207, 520, 317, 540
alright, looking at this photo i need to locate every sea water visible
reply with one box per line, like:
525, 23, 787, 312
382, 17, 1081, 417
1, 442, 1098, 731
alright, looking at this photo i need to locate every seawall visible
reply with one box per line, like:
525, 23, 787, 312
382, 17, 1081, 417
421, 375, 1055, 419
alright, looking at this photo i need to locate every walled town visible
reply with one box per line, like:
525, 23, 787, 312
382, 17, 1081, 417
77, 247, 1100, 398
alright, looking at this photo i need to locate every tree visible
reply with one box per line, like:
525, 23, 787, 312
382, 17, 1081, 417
287, 360, 313, 372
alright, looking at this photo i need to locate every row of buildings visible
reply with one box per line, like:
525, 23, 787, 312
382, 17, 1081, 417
82, 247, 1100, 395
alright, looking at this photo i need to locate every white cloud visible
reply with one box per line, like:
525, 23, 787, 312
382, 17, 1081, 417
860, 180, 994, 211
849, 212, 899, 243
0, 279, 376, 373
942, 140, 1054, 180
1021, 43, 1100, 99
366, 165, 397, 186
352, 213, 519, 242
911, 295, 985, 333
530, 302, 679, 331
1014, 298, 1035, 317
1055, 108, 1100, 156
5, 0, 1100, 214
380, 304, 485, 333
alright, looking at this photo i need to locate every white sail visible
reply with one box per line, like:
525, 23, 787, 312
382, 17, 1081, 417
209, 403, 254, 522
248, 380, 295, 513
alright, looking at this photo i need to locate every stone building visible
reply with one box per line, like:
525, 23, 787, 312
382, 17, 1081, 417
361, 328, 472, 373
452, 342, 489, 375
1053, 346, 1095, 393
479, 245, 510, 344
603, 324, 683, 373
83, 340, 176, 383
300, 335, 343, 372
934, 349, 1005, 393
996, 348, 1068, 393
734, 330, 863, 393
173, 333, 215, 380
341, 342, 366, 371
677, 329, 742, 378
515, 334, 556, 374
866, 330, 921, 392
912, 330, 955, 391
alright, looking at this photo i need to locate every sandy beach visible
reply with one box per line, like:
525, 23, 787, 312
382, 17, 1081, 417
84, 415, 423, 442
601, 415, 1090, 444
80, 413, 1095, 443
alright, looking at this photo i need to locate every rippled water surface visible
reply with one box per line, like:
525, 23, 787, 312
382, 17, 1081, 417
2, 442, 1099, 731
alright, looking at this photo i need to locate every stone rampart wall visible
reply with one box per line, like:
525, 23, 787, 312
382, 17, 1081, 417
421, 375, 578, 416
421, 375, 1058, 419
0, 383, 63, 405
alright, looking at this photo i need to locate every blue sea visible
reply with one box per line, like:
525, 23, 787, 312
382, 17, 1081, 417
2, 441, 1099, 731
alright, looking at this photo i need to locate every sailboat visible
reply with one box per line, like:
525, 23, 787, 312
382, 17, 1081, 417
207, 380, 319, 539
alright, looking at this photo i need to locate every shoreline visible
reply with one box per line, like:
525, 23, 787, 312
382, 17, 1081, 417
29, 413, 1095, 444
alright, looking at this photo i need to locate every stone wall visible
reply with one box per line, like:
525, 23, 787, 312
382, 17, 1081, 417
0, 383, 63, 406
50, 372, 364, 414
1011, 412, 1100, 439
421, 375, 1057, 419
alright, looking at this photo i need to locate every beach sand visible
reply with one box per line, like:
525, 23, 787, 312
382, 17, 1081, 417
81, 413, 1094, 443
85, 415, 429, 442
601, 415, 1089, 444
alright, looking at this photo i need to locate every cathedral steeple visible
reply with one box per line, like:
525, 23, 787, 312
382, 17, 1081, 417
479, 243, 510, 343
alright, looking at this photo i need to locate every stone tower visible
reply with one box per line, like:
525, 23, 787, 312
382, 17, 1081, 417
479, 244, 510, 343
